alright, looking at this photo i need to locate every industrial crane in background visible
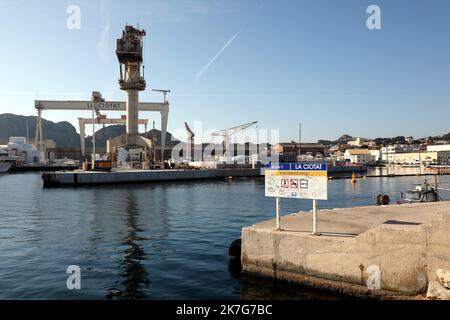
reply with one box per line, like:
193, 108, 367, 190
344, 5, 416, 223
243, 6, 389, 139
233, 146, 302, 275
184, 122, 195, 162
152, 89, 171, 103
91, 91, 106, 127
212, 121, 258, 160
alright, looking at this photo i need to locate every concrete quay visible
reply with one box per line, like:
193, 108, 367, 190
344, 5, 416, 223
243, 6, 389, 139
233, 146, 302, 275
241, 201, 450, 298
42, 168, 263, 187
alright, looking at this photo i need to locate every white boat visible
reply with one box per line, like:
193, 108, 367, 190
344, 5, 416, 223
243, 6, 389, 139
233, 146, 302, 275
401, 181, 440, 203
0, 149, 15, 173
0, 161, 13, 173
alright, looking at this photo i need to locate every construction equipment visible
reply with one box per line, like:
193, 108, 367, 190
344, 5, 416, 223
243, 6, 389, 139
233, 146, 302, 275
35, 96, 169, 162
152, 89, 171, 103
109, 25, 159, 165
78, 117, 149, 157
117, 25, 147, 136
91, 91, 106, 127
211, 121, 258, 160
93, 160, 113, 172
33, 25, 170, 164
185, 122, 195, 162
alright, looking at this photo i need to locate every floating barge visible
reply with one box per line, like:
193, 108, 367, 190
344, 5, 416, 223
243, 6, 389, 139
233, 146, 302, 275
241, 201, 450, 298
10, 165, 78, 173
42, 168, 263, 187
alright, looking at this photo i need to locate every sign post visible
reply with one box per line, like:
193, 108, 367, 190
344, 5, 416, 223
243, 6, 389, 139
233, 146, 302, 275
265, 162, 328, 235
312, 199, 318, 235
91, 98, 96, 170
276, 197, 281, 231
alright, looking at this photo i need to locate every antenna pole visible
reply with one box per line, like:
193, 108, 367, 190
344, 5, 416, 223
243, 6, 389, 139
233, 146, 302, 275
298, 123, 302, 156
299, 123, 302, 144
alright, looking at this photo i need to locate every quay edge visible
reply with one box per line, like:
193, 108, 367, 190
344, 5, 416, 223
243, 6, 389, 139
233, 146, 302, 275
241, 201, 450, 299
42, 168, 263, 187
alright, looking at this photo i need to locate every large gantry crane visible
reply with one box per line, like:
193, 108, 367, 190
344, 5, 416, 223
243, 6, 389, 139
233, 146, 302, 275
108, 25, 155, 162
33, 25, 170, 164
78, 117, 149, 157
212, 121, 258, 161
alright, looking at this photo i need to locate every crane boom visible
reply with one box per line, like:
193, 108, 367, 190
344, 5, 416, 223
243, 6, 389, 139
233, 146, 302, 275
185, 122, 195, 161
211, 121, 258, 137
185, 122, 195, 138
211, 121, 258, 160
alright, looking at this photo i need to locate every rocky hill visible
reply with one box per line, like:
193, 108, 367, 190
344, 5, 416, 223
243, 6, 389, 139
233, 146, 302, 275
85, 125, 179, 148
0, 113, 178, 148
0, 113, 80, 147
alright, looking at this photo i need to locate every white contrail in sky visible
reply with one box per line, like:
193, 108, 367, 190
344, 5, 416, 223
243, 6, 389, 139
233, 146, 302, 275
195, 31, 240, 84
97, 0, 110, 62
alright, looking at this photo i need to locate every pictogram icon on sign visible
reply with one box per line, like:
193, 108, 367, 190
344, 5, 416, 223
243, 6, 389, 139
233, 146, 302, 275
290, 179, 299, 189
300, 179, 308, 189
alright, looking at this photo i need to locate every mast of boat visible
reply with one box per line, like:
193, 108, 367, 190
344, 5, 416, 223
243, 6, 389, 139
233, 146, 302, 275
298, 123, 302, 157
434, 173, 438, 190
419, 146, 422, 176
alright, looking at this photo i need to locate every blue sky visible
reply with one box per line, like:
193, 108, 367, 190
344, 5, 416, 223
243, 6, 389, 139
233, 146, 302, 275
0, 0, 449, 143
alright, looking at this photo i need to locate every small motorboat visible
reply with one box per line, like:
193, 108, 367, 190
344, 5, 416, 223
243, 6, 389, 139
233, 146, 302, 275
401, 181, 440, 203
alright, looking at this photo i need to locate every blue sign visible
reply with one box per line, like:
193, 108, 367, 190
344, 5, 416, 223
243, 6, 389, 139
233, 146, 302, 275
291, 162, 327, 171
265, 162, 327, 171
264, 163, 291, 171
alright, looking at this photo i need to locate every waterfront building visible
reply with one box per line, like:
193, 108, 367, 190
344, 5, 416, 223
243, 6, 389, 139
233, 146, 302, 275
380, 144, 425, 162
389, 151, 450, 165
331, 150, 346, 162
370, 149, 382, 163
348, 138, 363, 147
272, 143, 329, 163
272, 143, 329, 156
344, 149, 373, 164
427, 144, 450, 152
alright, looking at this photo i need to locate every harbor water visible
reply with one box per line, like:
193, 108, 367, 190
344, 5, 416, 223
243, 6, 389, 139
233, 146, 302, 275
1, 172, 449, 299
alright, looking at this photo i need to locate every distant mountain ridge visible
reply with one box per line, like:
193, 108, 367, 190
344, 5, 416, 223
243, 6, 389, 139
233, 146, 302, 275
0, 113, 80, 147
3, 113, 448, 148
0, 113, 179, 148
85, 125, 179, 148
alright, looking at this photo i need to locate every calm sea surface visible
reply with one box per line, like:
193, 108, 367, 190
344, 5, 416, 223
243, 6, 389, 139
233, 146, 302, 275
1, 172, 449, 299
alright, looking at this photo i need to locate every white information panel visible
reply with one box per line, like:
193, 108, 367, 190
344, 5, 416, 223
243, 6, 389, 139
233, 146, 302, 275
265, 163, 328, 200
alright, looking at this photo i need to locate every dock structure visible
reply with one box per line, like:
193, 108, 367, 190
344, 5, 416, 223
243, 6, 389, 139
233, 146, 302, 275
241, 201, 450, 298
42, 168, 263, 187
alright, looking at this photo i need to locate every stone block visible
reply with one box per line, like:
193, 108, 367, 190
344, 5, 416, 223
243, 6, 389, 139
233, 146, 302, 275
437, 269, 450, 289
427, 281, 450, 300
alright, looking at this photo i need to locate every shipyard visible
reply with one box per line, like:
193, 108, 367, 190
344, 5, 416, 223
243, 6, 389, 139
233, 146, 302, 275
2, 1, 450, 316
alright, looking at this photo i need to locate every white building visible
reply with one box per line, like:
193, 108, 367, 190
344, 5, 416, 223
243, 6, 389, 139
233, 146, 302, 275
380, 144, 423, 163
427, 144, 450, 152
370, 149, 382, 163
348, 138, 363, 147
344, 149, 373, 164
331, 151, 346, 162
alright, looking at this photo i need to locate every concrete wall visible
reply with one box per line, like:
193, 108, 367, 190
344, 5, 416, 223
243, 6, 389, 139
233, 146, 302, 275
42, 168, 263, 187
424, 214, 450, 283
189, 161, 256, 170
242, 209, 450, 296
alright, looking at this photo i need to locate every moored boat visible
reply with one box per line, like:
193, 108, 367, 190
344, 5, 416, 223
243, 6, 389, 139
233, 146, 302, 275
401, 181, 440, 203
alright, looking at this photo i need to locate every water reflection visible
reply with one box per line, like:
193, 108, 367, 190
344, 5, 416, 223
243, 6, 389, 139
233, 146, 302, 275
239, 274, 350, 300
2, 173, 450, 299
107, 192, 150, 299
228, 259, 242, 280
